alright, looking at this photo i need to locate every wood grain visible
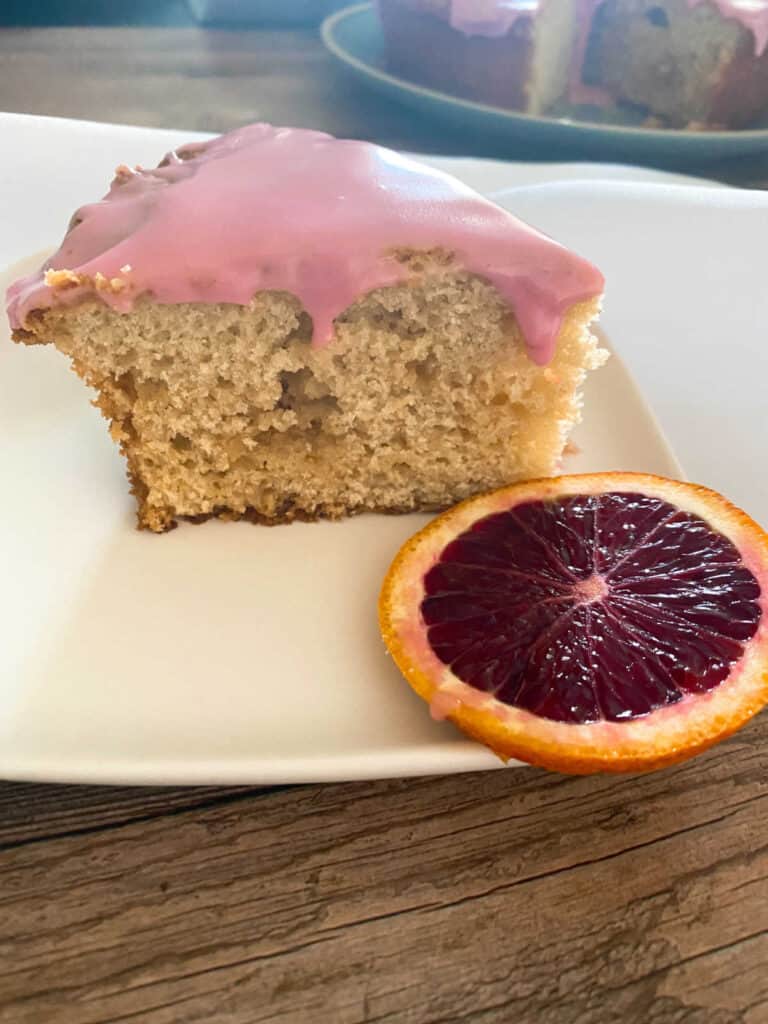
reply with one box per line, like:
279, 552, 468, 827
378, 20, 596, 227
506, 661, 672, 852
0, 784, 266, 848
0, 26, 470, 154
0, 21, 768, 1022
0, 715, 767, 1023
0, 26, 767, 184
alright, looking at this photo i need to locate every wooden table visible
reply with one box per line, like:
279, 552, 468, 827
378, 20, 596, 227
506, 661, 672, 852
1, 25, 767, 1024
2, 25, 768, 183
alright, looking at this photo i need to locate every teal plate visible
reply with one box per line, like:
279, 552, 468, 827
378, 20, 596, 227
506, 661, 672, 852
322, 2, 768, 162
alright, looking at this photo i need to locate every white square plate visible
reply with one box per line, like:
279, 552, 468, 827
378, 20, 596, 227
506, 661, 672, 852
1, 114, 765, 785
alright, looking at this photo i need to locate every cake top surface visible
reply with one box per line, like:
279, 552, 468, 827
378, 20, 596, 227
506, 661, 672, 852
6, 123, 603, 365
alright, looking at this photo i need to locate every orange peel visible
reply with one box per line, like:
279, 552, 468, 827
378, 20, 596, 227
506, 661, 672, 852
379, 473, 768, 774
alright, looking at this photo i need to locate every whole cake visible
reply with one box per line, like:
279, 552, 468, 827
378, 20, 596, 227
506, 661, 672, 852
7, 124, 604, 532
378, 0, 768, 127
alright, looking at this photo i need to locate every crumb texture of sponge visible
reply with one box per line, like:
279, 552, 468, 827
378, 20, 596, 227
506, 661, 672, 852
17, 262, 605, 532
586, 0, 768, 128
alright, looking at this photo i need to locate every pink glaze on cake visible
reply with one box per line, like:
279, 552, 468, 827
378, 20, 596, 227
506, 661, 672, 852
6, 124, 602, 366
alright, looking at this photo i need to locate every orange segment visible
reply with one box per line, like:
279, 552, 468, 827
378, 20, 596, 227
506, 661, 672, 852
379, 473, 768, 774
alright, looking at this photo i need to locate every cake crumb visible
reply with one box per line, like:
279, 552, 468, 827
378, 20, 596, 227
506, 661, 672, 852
16, 269, 604, 532
93, 272, 129, 294
114, 164, 134, 183
44, 268, 81, 291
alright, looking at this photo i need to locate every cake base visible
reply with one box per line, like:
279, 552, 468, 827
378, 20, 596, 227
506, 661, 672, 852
586, 0, 768, 128
380, 0, 768, 128
15, 261, 604, 533
378, 0, 576, 115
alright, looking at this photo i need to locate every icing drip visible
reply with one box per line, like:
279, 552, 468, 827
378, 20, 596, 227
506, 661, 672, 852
6, 124, 603, 365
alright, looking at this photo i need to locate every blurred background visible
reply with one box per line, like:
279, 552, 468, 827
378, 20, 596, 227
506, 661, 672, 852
0, 1, 349, 27
1, 1, 767, 181
0, 0, 469, 153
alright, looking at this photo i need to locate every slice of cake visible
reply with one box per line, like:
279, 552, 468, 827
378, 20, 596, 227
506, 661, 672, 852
585, 0, 768, 128
378, 0, 768, 128
377, 0, 579, 115
7, 124, 605, 532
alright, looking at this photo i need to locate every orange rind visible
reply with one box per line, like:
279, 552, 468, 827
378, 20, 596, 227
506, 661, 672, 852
379, 473, 768, 774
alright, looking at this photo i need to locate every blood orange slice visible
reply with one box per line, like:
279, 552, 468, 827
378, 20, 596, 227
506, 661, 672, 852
379, 473, 768, 774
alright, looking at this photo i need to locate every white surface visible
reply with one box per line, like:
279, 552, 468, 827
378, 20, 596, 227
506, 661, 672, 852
0, 114, 762, 786
493, 181, 768, 524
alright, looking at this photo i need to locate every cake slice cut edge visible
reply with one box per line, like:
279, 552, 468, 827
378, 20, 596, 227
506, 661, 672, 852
13, 264, 604, 533
7, 125, 606, 533
378, 0, 768, 129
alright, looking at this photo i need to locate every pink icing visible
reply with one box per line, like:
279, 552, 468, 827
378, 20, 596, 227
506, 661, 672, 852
6, 124, 603, 366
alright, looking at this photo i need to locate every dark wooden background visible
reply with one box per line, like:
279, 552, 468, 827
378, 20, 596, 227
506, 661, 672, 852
1, 19, 767, 1024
